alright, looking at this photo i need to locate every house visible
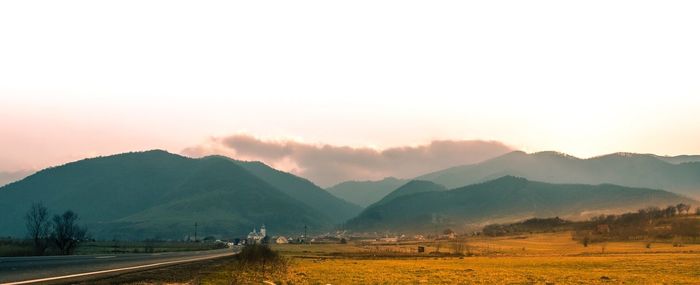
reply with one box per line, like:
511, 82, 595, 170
596, 224, 610, 234
441, 229, 457, 239
247, 225, 267, 244
275, 236, 289, 244
380, 236, 398, 243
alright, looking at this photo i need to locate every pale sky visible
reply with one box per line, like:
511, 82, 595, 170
1, 1, 700, 177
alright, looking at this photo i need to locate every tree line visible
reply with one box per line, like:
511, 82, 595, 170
482, 217, 575, 236
25, 202, 89, 255
483, 203, 699, 243
573, 203, 699, 245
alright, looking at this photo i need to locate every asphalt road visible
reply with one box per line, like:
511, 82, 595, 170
0, 248, 235, 284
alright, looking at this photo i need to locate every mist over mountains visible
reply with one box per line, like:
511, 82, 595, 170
371, 180, 447, 207
347, 176, 694, 232
326, 177, 410, 207
418, 151, 700, 198
323, 151, 700, 208
182, 135, 514, 187
1, 149, 698, 239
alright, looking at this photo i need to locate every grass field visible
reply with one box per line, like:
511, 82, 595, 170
282, 254, 700, 284
76, 240, 218, 254
200, 232, 700, 284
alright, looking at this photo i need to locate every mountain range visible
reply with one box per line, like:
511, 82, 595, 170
347, 176, 695, 232
0, 150, 361, 240
371, 180, 447, 207
418, 151, 700, 198
326, 177, 409, 207
2, 149, 698, 239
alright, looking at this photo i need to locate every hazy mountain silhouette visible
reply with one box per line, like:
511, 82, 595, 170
228, 158, 362, 222
347, 176, 695, 232
653, 154, 700, 164
0, 150, 348, 239
418, 151, 700, 198
371, 180, 447, 207
326, 177, 410, 207
0, 170, 34, 187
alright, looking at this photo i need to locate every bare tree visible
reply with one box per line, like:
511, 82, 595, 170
51, 210, 88, 255
664, 206, 677, 217
676, 203, 691, 215
25, 202, 51, 255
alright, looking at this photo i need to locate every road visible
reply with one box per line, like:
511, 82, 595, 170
0, 248, 235, 284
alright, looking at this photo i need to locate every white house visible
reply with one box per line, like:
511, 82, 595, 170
275, 236, 289, 244
247, 225, 267, 244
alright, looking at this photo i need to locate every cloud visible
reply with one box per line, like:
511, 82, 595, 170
182, 135, 514, 187
0, 170, 35, 187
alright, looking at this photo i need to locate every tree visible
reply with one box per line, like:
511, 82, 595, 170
582, 236, 590, 247
25, 202, 51, 255
676, 203, 691, 215
664, 206, 677, 217
51, 210, 88, 255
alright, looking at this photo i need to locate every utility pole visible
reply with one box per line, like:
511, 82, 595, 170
304, 225, 308, 244
194, 222, 198, 242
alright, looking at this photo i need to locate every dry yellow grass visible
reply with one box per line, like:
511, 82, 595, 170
284, 254, 700, 284
444, 232, 700, 256
206, 232, 700, 284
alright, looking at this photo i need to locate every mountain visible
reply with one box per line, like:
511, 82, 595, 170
347, 176, 695, 232
0, 150, 341, 239
372, 180, 447, 207
418, 151, 700, 198
228, 159, 362, 223
326, 177, 410, 207
0, 170, 34, 187
654, 154, 700, 164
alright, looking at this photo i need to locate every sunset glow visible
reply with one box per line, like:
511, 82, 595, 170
2, 0, 699, 177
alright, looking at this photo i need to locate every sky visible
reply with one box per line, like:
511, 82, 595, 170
1, 1, 699, 185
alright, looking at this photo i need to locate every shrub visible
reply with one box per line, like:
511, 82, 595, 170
227, 244, 288, 283
237, 244, 281, 263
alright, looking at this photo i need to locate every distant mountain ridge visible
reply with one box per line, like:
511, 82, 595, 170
227, 158, 362, 223
326, 177, 410, 207
347, 176, 696, 232
418, 151, 700, 198
371, 180, 447, 207
627, 153, 700, 164
0, 150, 359, 239
0, 170, 35, 188
3, 149, 698, 238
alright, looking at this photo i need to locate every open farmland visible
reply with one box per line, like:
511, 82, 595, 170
280, 253, 700, 284
194, 232, 700, 284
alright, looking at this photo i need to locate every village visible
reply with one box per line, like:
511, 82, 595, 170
228, 224, 461, 249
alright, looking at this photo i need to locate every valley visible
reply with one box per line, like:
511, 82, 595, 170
77, 231, 700, 284
1, 150, 699, 284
